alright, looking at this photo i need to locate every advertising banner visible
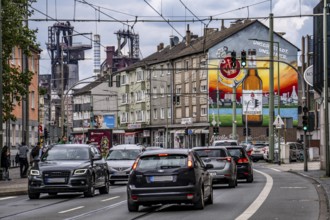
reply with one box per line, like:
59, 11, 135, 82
88, 129, 112, 157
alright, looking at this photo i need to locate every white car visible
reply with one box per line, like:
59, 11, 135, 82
213, 140, 238, 146
106, 144, 144, 185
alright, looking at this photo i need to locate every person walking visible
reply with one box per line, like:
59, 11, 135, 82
18, 142, 29, 178
30, 142, 41, 166
1, 145, 11, 181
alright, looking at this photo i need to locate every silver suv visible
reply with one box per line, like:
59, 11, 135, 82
106, 144, 143, 185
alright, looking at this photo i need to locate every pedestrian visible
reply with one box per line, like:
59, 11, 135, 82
58, 136, 67, 144
18, 142, 29, 178
30, 142, 41, 165
1, 145, 11, 181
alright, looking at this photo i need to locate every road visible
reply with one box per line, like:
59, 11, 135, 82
0, 165, 321, 220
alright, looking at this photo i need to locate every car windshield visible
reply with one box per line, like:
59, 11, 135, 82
137, 154, 187, 170
107, 149, 140, 160
42, 147, 89, 161
195, 149, 227, 158
215, 142, 237, 146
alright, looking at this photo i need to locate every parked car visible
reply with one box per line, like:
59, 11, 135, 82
263, 142, 304, 162
127, 149, 214, 212
28, 144, 109, 199
193, 146, 238, 188
213, 139, 238, 146
225, 146, 254, 183
106, 144, 143, 185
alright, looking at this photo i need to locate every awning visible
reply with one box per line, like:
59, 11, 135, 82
193, 128, 209, 134
170, 129, 185, 134
113, 130, 125, 134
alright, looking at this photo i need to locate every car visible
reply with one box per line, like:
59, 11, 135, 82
106, 144, 143, 185
224, 146, 254, 183
263, 142, 304, 162
250, 143, 268, 162
28, 144, 109, 199
193, 146, 238, 188
127, 149, 214, 212
213, 139, 238, 146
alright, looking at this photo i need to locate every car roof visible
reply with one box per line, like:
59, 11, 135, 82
223, 146, 245, 149
111, 144, 143, 150
192, 146, 227, 150
52, 144, 91, 148
140, 149, 190, 157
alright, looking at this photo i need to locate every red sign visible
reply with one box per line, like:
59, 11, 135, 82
38, 125, 43, 133
219, 57, 240, 79
88, 129, 112, 157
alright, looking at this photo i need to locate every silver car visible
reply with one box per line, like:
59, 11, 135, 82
106, 144, 143, 185
193, 146, 238, 188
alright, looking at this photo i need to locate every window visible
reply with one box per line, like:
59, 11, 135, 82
167, 85, 171, 96
121, 93, 128, 104
160, 65, 164, 76
31, 91, 35, 109
192, 82, 197, 93
153, 67, 157, 77
121, 75, 128, 85
130, 112, 134, 123
167, 107, 171, 118
201, 85, 207, 92
146, 89, 150, 100
136, 70, 144, 81
201, 105, 207, 116
185, 106, 189, 117
160, 86, 165, 97
184, 60, 189, 71
167, 63, 171, 74
121, 112, 128, 123
153, 108, 157, 119
136, 110, 144, 122
146, 110, 150, 121
153, 87, 157, 98
185, 83, 189, 93
160, 108, 165, 119
31, 55, 35, 72
176, 87, 181, 95
136, 91, 144, 102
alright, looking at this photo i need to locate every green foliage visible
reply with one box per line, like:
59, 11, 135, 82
1, 0, 38, 121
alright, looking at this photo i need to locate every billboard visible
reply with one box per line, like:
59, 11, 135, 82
208, 24, 299, 127
92, 114, 115, 129
88, 129, 112, 157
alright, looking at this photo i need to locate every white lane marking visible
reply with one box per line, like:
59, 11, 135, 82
59, 206, 85, 214
270, 168, 281, 172
235, 169, 273, 220
0, 196, 16, 201
101, 196, 120, 202
280, 187, 307, 189
64, 201, 126, 220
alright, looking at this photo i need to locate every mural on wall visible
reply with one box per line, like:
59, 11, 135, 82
208, 24, 299, 127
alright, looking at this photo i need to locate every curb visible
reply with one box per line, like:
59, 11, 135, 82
0, 190, 27, 197
289, 170, 330, 220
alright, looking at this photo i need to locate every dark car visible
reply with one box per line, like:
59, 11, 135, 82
127, 149, 214, 212
193, 146, 237, 188
224, 146, 253, 183
28, 144, 110, 199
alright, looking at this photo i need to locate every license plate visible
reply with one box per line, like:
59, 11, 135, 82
210, 172, 216, 176
150, 176, 173, 182
115, 172, 126, 176
46, 178, 66, 183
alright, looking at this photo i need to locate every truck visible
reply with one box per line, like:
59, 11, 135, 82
88, 129, 112, 158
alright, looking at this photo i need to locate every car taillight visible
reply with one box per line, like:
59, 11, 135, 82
226, 157, 232, 162
247, 150, 252, 156
188, 155, 194, 168
131, 195, 138, 201
187, 193, 194, 199
237, 157, 249, 163
132, 158, 140, 170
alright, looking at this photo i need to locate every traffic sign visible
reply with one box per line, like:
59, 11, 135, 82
273, 115, 284, 129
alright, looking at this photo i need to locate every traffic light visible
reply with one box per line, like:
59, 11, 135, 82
298, 106, 302, 114
241, 50, 247, 67
254, 99, 259, 108
302, 115, 308, 131
243, 128, 247, 136
248, 128, 251, 136
308, 112, 315, 132
213, 127, 219, 134
231, 51, 236, 68
266, 128, 269, 137
303, 106, 308, 114
44, 128, 48, 139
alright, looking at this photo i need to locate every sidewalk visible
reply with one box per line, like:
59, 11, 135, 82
0, 166, 28, 196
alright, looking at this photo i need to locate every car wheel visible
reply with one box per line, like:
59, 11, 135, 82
206, 185, 213, 205
48, 193, 57, 196
99, 175, 110, 194
84, 175, 95, 197
247, 175, 254, 183
127, 196, 139, 212
109, 180, 115, 185
228, 177, 236, 188
28, 191, 40, 199
193, 186, 205, 210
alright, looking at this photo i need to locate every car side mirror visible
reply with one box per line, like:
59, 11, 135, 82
205, 163, 214, 169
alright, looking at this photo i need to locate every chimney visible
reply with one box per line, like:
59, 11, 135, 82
186, 24, 191, 46
106, 46, 115, 71
221, 19, 226, 31
159, 42, 164, 50
93, 34, 101, 76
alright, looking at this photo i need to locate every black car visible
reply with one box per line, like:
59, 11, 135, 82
225, 146, 253, 183
28, 144, 110, 199
127, 149, 214, 212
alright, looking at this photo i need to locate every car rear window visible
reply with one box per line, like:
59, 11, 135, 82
227, 149, 245, 158
137, 154, 187, 170
194, 149, 227, 158
215, 142, 237, 146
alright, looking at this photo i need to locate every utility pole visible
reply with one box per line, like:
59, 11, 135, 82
22, 4, 29, 145
0, 0, 3, 169
323, 0, 330, 176
60, 44, 65, 138
269, 13, 275, 162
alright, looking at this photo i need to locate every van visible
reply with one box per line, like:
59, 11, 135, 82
106, 144, 144, 185
213, 139, 238, 146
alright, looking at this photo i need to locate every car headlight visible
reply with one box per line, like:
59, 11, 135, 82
30, 169, 40, 176
74, 169, 88, 175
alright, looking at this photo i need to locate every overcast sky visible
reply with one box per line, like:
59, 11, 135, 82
29, 0, 319, 80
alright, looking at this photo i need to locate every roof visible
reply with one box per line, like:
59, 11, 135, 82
72, 75, 107, 96
140, 149, 190, 157
111, 144, 143, 150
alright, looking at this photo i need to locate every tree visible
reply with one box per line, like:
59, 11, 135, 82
2, 0, 38, 122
